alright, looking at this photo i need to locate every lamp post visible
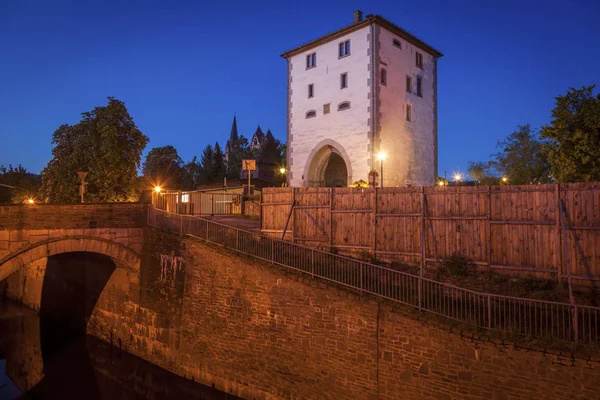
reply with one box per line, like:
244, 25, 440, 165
377, 152, 387, 188
279, 167, 287, 187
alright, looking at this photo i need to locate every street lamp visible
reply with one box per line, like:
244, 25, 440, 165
377, 152, 387, 188
27, 198, 35, 205
279, 167, 287, 187
454, 173, 462, 182
501, 176, 508, 184
154, 186, 162, 193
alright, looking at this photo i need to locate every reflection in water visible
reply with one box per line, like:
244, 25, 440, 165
0, 298, 239, 399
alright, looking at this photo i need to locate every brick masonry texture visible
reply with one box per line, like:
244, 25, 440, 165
84, 229, 600, 400
0, 204, 147, 231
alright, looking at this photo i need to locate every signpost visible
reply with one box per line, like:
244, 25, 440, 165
77, 172, 88, 203
242, 159, 256, 195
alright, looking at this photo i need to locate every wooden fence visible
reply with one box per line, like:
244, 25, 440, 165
261, 183, 600, 282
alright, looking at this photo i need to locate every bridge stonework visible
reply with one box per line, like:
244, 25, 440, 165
0, 204, 145, 310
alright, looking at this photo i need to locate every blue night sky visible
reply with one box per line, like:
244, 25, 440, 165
1, 0, 599, 178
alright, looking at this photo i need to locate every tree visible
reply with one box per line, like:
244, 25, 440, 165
142, 146, 184, 189
541, 85, 600, 182
468, 125, 551, 186
199, 145, 214, 183
40, 98, 148, 203
181, 157, 203, 190
212, 142, 225, 181
0, 165, 41, 204
226, 135, 250, 180
494, 125, 552, 185
467, 161, 500, 186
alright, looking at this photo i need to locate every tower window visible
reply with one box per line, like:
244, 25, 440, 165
393, 39, 401, 49
416, 77, 422, 96
416, 52, 423, 69
339, 40, 351, 58
306, 52, 317, 69
308, 84, 314, 98
340, 73, 348, 89
306, 110, 317, 118
381, 69, 387, 86
323, 103, 330, 114
406, 76, 412, 93
338, 101, 351, 111
406, 105, 412, 121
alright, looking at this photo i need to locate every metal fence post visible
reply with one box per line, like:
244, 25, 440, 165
311, 249, 315, 277
271, 239, 275, 262
180, 214, 183, 236
418, 275, 423, 310
236, 229, 239, 251
573, 305, 579, 343
360, 262, 363, 293
487, 294, 492, 329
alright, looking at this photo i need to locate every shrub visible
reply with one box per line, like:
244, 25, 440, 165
438, 254, 473, 277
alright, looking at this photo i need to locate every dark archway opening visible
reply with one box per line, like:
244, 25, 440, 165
323, 153, 348, 187
39, 252, 116, 358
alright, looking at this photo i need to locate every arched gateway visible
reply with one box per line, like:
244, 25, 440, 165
303, 140, 352, 187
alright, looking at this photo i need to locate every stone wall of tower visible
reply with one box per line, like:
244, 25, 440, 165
287, 26, 372, 187
377, 27, 438, 187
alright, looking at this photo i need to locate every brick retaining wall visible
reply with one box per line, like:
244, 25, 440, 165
88, 230, 600, 400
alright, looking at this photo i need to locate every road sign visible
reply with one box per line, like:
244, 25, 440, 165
242, 159, 256, 171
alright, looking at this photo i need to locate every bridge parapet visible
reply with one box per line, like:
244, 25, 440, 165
0, 204, 147, 231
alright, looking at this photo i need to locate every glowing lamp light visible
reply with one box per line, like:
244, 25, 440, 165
280, 167, 286, 174
154, 186, 162, 193
27, 198, 35, 205
501, 176, 508, 183
377, 152, 387, 161
454, 173, 462, 182
437, 180, 445, 187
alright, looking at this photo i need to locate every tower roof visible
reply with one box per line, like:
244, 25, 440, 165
280, 13, 442, 59
229, 115, 239, 144
253, 125, 265, 141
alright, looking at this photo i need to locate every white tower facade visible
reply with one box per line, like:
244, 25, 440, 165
282, 11, 442, 187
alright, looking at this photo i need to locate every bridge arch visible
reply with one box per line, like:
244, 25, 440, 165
0, 236, 141, 282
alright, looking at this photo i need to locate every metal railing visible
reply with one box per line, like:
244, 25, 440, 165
149, 207, 600, 345
154, 190, 242, 215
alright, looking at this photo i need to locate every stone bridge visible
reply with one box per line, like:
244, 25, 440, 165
0, 204, 146, 310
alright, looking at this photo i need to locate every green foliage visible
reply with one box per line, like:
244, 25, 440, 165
541, 85, 600, 182
40, 97, 148, 203
142, 145, 183, 189
0, 165, 41, 204
437, 253, 473, 277
468, 125, 551, 186
212, 142, 225, 181
467, 161, 500, 186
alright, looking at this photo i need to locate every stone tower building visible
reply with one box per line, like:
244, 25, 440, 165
281, 10, 442, 187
